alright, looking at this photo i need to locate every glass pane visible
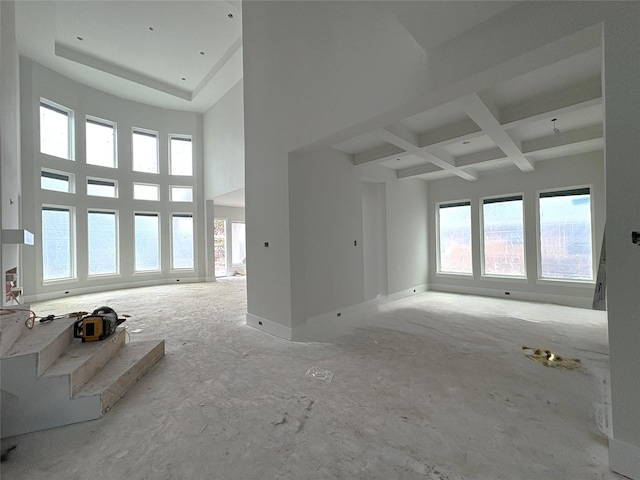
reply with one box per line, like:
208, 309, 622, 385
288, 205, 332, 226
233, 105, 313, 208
132, 132, 158, 173
86, 121, 115, 168
87, 181, 116, 198
214, 219, 227, 277
40, 105, 69, 159
42, 208, 72, 280
231, 222, 246, 265
540, 193, 593, 280
134, 214, 160, 271
170, 186, 193, 202
483, 199, 525, 276
172, 215, 194, 269
133, 184, 160, 201
41, 174, 70, 193
438, 204, 472, 274
170, 138, 193, 176
88, 212, 117, 275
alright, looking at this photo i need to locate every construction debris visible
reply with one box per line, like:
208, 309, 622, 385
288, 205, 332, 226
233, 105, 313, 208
522, 346, 582, 370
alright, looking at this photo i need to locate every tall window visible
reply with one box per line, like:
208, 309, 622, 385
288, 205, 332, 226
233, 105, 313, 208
40, 101, 73, 160
88, 211, 118, 275
539, 188, 593, 280
482, 196, 525, 276
41, 170, 73, 193
86, 118, 116, 168
232, 222, 246, 265
438, 201, 472, 274
87, 178, 117, 198
214, 219, 227, 277
169, 136, 193, 176
172, 214, 194, 269
42, 206, 74, 280
132, 130, 159, 173
134, 213, 160, 272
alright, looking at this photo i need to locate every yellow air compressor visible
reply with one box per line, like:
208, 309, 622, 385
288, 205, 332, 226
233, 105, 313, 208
73, 306, 125, 342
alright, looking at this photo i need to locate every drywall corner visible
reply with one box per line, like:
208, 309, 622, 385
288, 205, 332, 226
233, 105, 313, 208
246, 313, 292, 341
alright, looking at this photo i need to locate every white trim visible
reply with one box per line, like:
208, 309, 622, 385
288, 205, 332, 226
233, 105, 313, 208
388, 283, 429, 302
246, 313, 292, 340
23, 276, 207, 303
609, 438, 640, 479
429, 282, 592, 309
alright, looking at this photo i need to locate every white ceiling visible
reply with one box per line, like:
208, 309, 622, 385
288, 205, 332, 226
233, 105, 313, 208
15, 0, 243, 113
334, 44, 603, 182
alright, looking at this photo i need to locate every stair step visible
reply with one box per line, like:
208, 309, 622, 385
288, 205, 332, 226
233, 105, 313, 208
76, 340, 165, 413
2, 316, 77, 376
0, 308, 30, 357
42, 327, 126, 396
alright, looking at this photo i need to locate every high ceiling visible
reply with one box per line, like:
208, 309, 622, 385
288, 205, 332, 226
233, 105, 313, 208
14, 1, 603, 187
333, 46, 602, 182
15, 0, 243, 113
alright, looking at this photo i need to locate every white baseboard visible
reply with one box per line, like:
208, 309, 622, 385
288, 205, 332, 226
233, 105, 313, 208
610, 438, 640, 479
429, 283, 592, 309
246, 313, 292, 340
388, 283, 429, 302
22, 276, 207, 303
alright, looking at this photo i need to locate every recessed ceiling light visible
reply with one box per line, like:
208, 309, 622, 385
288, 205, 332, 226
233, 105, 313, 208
200, 51, 205, 56
462, 140, 470, 145
228, 13, 234, 19
149, 27, 154, 31
76, 36, 84, 41
181, 77, 186, 81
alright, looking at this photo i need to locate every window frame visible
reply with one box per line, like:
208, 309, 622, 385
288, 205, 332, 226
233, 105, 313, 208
133, 182, 161, 201
85, 115, 117, 168
436, 200, 473, 276
41, 168, 75, 193
171, 213, 195, 270
480, 193, 526, 279
86, 177, 118, 198
39, 99, 75, 161
41, 204, 76, 283
169, 185, 194, 203
536, 185, 595, 283
169, 135, 193, 176
134, 211, 161, 273
132, 128, 159, 174
87, 209, 119, 277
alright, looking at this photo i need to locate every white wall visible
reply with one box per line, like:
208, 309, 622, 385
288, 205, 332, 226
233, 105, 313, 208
20, 59, 206, 301
427, 153, 605, 307
0, 0, 22, 306
203, 80, 244, 200
362, 181, 387, 301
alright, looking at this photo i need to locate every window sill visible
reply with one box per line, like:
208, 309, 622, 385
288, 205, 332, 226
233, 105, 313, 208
42, 277, 78, 286
481, 275, 529, 283
436, 272, 474, 278
88, 273, 121, 279
536, 278, 595, 288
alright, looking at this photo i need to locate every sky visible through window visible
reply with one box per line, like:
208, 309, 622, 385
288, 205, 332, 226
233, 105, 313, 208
40, 104, 69, 159
132, 131, 158, 173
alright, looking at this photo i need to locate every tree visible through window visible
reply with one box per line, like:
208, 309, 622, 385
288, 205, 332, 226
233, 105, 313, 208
539, 188, 593, 280
482, 196, 525, 276
214, 219, 227, 277
438, 202, 472, 274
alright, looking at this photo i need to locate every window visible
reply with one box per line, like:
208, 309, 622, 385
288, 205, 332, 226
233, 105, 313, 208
539, 188, 593, 280
134, 213, 160, 272
169, 136, 193, 176
132, 130, 158, 173
438, 201, 472, 274
231, 222, 246, 265
133, 183, 160, 201
482, 196, 525, 277
214, 219, 227, 277
40, 101, 73, 160
41, 170, 73, 193
88, 211, 118, 275
42, 206, 74, 280
170, 186, 193, 202
87, 178, 117, 198
172, 214, 194, 269
86, 118, 116, 168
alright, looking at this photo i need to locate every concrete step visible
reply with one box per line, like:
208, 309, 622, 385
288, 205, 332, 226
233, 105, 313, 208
76, 340, 165, 413
2, 315, 77, 376
0, 308, 31, 357
42, 327, 126, 396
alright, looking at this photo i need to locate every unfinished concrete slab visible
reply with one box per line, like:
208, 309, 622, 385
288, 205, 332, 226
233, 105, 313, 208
1, 277, 620, 479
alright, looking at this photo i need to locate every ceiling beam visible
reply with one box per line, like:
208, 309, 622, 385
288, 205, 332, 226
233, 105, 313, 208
455, 147, 507, 168
461, 92, 534, 172
375, 126, 478, 181
353, 143, 408, 166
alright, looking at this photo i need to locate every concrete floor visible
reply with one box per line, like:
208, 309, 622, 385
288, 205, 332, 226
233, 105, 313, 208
1, 278, 621, 479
